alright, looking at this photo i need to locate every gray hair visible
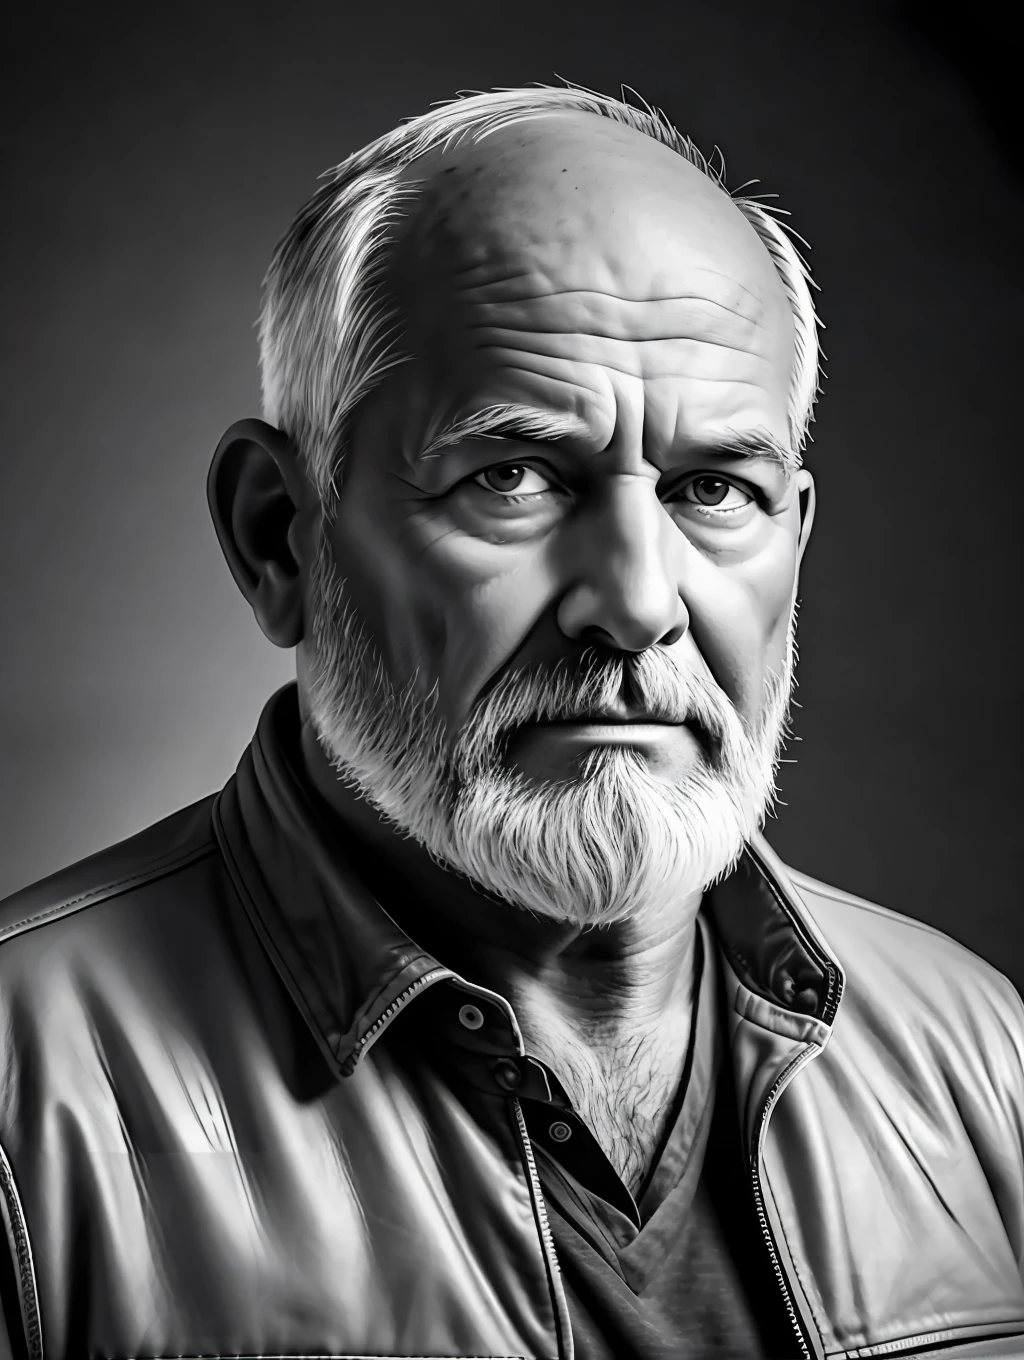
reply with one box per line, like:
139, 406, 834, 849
260, 83, 823, 511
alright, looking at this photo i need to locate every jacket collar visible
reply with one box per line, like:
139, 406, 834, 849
213, 685, 845, 1078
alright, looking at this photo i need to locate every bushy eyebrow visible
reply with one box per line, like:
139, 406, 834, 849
417, 402, 799, 475
418, 403, 592, 460
707, 429, 801, 475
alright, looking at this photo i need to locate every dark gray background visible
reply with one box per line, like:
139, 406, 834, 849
2, 2, 1021, 987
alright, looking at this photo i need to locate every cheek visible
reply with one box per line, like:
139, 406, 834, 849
325, 502, 439, 696
686, 534, 798, 722
431, 551, 558, 729
332, 495, 555, 730
759, 557, 798, 669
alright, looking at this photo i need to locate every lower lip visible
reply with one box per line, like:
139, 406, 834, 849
531, 721, 683, 743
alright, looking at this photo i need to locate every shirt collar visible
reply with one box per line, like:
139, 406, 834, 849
213, 684, 844, 1079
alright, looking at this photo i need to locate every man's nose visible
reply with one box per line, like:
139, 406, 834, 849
555, 481, 688, 652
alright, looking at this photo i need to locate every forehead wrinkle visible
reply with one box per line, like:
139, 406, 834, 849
450, 265, 770, 321
445, 247, 768, 294
393, 195, 792, 400
413, 205, 777, 305
439, 263, 781, 372
447, 285, 781, 380
468, 324, 771, 348
459, 293, 770, 336
490, 266, 771, 303
685, 265, 767, 307
448, 259, 766, 308
471, 340, 776, 387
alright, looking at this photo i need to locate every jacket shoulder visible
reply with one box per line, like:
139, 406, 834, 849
0, 795, 220, 949
790, 865, 1014, 974
788, 866, 1024, 1057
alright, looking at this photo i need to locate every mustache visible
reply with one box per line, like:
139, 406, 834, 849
466, 647, 732, 744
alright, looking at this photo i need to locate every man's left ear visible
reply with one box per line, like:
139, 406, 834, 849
794, 468, 816, 568
207, 418, 311, 649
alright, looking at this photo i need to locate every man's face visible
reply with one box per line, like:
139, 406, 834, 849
300, 113, 812, 926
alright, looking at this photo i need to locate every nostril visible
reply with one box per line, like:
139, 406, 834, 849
579, 624, 617, 646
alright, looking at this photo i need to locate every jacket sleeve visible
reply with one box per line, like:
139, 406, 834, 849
982, 969, 1024, 1281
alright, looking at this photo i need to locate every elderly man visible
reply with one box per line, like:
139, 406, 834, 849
1, 85, 1022, 1360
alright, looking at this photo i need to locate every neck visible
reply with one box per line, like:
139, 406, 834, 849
298, 714, 702, 1042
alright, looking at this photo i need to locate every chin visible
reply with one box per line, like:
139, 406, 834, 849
436, 748, 760, 929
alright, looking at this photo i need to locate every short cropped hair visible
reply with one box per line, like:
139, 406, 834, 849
260, 83, 822, 511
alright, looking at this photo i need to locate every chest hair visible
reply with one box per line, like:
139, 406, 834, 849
533, 1020, 691, 1195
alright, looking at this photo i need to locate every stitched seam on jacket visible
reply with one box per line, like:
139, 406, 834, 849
0, 843, 218, 943
833, 1315, 1024, 1357
0, 1141, 43, 1360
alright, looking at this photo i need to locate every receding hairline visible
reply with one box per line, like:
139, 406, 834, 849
394, 103, 722, 184
390, 105, 754, 256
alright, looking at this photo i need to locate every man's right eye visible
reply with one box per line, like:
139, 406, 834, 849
471, 464, 556, 498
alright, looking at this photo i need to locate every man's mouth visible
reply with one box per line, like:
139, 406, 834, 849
530, 712, 719, 762
538, 704, 678, 725
537, 716, 678, 730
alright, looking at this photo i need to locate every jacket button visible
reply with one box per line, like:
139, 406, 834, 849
549, 1121, 572, 1143
793, 986, 821, 1014
458, 1004, 485, 1030
493, 1058, 523, 1091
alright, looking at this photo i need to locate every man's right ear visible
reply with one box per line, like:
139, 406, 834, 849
208, 419, 311, 648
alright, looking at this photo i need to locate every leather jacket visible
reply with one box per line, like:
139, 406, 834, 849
1, 685, 1023, 1360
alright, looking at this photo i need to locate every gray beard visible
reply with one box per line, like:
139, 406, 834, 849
305, 525, 796, 928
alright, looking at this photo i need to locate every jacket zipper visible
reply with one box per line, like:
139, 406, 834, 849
0, 1145, 44, 1360
513, 1097, 574, 1360
751, 1164, 810, 1360
752, 1046, 825, 1360
339, 966, 451, 1075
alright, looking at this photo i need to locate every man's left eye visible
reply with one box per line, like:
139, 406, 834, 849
678, 476, 752, 513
